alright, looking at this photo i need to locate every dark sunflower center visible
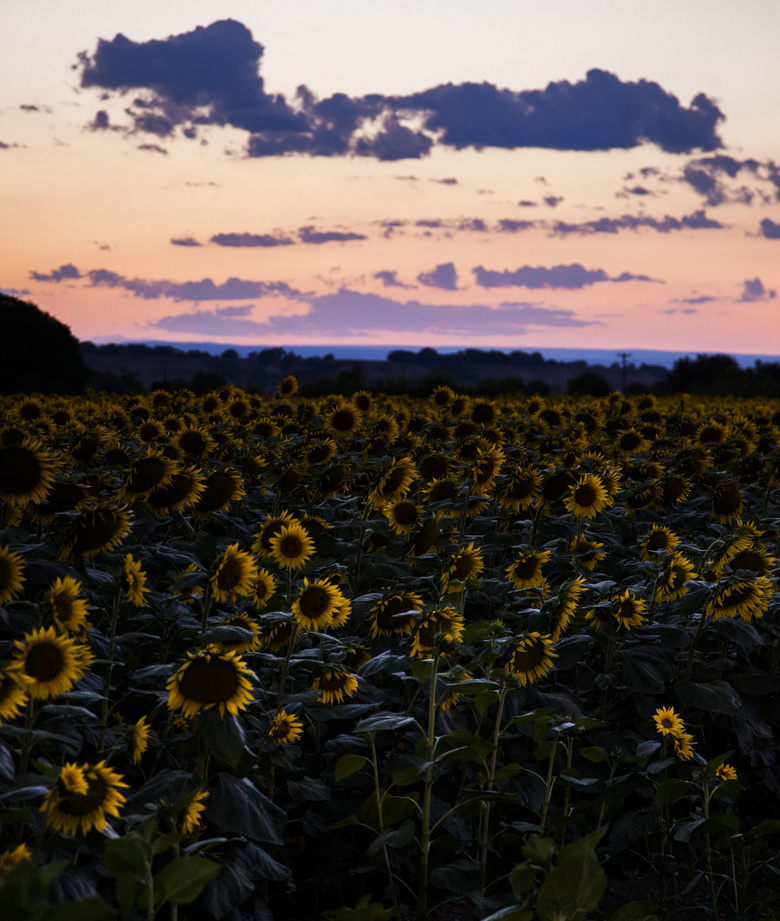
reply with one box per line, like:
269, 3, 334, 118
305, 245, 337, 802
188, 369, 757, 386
615, 599, 637, 619
508, 477, 536, 499
278, 535, 304, 559
319, 671, 346, 692
307, 444, 332, 464
668, 566, 688, 590
646, 533, 671, 551
723, 585, 755, 607
179, 657, 239, 703
216, 557, 244, 592
331, 409, 356, 432
57, 775, 108, 816
255, 579, 272, 602
420, 454, 449, 479
179, 431, 208, 455
195, 473, 239, 512
299, 586, 332, 620
377, 597, 416, 630
379, 467, 407, 495
542, 473, 570, 502
260, 521, 286, 552
392, 502, 419, 526
728, 551, 766, 574
619, 432, 642, 451
273, 718, 293, 738
73, 510, 124, 553
52, 592, 74, 620
149, 473, 198, 509
0, 446, 44, 495
452, 555, 477, 580
713, 484, 742, 514
510, 639, 546, 672
428, 481, 458, 503
573, 483, 598, 506
513, 558, 540, 580
25, 642, 64, 681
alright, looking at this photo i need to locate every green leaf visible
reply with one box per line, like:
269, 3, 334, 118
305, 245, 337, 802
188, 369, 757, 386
509, 863, 538, 899
154, 856, 221, 906
536, 836, 607, 921
354, 713, 416, 734
287, 777, 331, 802
522, 835, 556, 869
334, 753, 369, 781
580, 746, 609, 763
104, 834, 151, 878
114, 873, 145, 918
366, 821, 415, 855
608, 902, 658, 921
206, 774, 286, 844
675, 679, 742, 715
654, 779, 693, 807
360, 793, 418, 828
196, 709, 247, 768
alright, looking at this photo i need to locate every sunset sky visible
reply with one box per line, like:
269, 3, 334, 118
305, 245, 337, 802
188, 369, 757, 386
2, 0, 779, 355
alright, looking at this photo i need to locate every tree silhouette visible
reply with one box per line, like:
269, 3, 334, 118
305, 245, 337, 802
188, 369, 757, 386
0, 293, 89, 394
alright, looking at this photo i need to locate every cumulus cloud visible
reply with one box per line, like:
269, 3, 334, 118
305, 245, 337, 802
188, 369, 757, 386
137, 143, 168, 154
152, 288, 598, 338
473, 264, 660, 289
171, 236, 202, 247
417, 262, 459, 290
77, 20, 725, 160
30, 263, 82, 282
739, 278, 776, 302
760, 218, 780, 239
1, 286, 31, 298
551, 210, 722, 235
297, 226, 366, 244
374, 270, 413, 288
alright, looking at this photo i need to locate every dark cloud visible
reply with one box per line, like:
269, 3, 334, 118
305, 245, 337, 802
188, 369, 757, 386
171, 236, 202, 247
663, 307, 698, 314
739, 278, 776, 302
617, 185, 654, 198
681, 155, 763, 205
457, 218, 489, 232
1, 287, 31, 298
77, 20, 306, 140
20, 104, 51, 113
498, 219, 535, 232
78, 21, 724, 160
374, 270, 413, 289
297, 226, 366, 244
518, 200, 537, 207
211, 232, 294, 247
137, 143, 168, 154
153, 289, 598, 338
760, 218, 780, 239
417, 262, 459, 290
434, 177, 458, 185
551, 210, 722, 235
674, 295, 717, 305
30, 263, 82, 282
473, 264, 659, 289
0, 140, 23, 150
544, 195, 564, 208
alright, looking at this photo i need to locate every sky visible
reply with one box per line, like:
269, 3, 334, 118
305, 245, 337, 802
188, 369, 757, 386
2, 0, 780, 355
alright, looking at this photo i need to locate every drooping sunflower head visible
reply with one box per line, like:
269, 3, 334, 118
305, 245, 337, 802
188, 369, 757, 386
13, 626, 93, 700
0, 545, 26, 607
472, 445, 505, 491
410, 605, 465, 658
210, 544, 257, 603
368, 457, 417, 507
269, 709, 304, 745
253, 568, 278, 609
570, 535, 606, 572
506, 550, 550, 591
502, 633, 557, 686
175, 426, 216, 459
60, 506, 132, 562
269, 522, 315, 571
655, 553, 696, 603
0, 437, 59, 507
167, 646, 254, 718
369, 592, 423, 638
123, 554, 150, 607
704, 576, 773, 622
127, 715, 151, 764
30, 479, 90, 522
41, 760, 128, 837
673, 731, 696, 761
46, 575, 90, 633
220, 613, 262, 654
612, 590, 647, 630
441, 541, 484, 590
311, 666, 359, 705
146, 466, 206, 515
277, 375, 299, 398
118, 451, 178, 503
640, 525, 680, 560
711, 480, 744, 523
0, 665, 28, 725
191, 469, 245, 519
498, 468, 542, 512
545, 576, 586, 642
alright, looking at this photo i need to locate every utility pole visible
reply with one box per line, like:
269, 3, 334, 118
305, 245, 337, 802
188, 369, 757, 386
617, 352, 632, 392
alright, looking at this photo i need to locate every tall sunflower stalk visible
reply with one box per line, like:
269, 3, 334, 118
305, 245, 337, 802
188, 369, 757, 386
100, 587, 122, 751
417, 652, 440, 921
479, 682, 509, 889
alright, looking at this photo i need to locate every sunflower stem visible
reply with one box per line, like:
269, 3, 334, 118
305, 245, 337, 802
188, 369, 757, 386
99, 590, 122, 753
417, 652, 440, 921
200, 583, 213, 635
685, 614, 708, 680
702, 778, 719, 920
479, 682, 508, 890
19, 698, 38, 774
539, 728, 558, 830
368, 733, 399, 907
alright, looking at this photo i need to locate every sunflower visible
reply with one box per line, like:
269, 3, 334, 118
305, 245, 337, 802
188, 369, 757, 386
325, 403, 362, 439
441, 541, 484, 591
570, 535, 606, 572
269, 709, 304, 745
546, 577, 586, 642
329, 592, 352, 629
503, 633, 557, 686
175, 426, 216, 458
640, 525, 680, 560
506, 550, 550, 591
369, 457, 417, 507
720, 546, 775, 577
259, 618, 297, 652
0, 843, 32, 875
410, 605, 465, 658
655, 553, 697, 603
167, 647, 254, 718
673, 732, 696, 761
715, 763, 737, 782
128, 715, 151, 764
311, 667, 359, 705
539, 470, 574, 507
697, 420, 729, 446
304, 439, 337, 467
424, 477, 461, 510
584, 605, 613, 632
123, 554, 150, 607
41, 760, 128, 837
0, 665, 28, 725
472, 445, 505, 491
14, 627, 92, 700
0, 546, 25, 607
119, 451, 178, 503
410, 518, 439, 558
220, 613, 262, 654
30, 479, 90, 521
498, 468, 542, 512
369, 591, 423, 638
192, 469, 245, 518
252, 510, 297, 557
711, 480, 744, 522
253, 568, 278, 609
292, 578, 341, 632
704, 577, 774, 622
210, 544, 257, 603
659, 475, 691, 505
180, 790, 209, 835
277, 375, 299, 398
61, 762, 89, 794
383, 498, 423, 534
612, 590, 647, 630
564, 474, 611, 519
616, 429, 649, 455
431, 386, 455, 409
269, 523, 315, 571
653, 706, 685, 737
46, 576, 90, 633
61, 506, 132, 561
147, 467, 205, 514
0, 437, 59, 507
343, 642, 372, 670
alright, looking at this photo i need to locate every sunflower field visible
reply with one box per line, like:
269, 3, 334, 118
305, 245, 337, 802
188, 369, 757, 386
3, 382, 780, 921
